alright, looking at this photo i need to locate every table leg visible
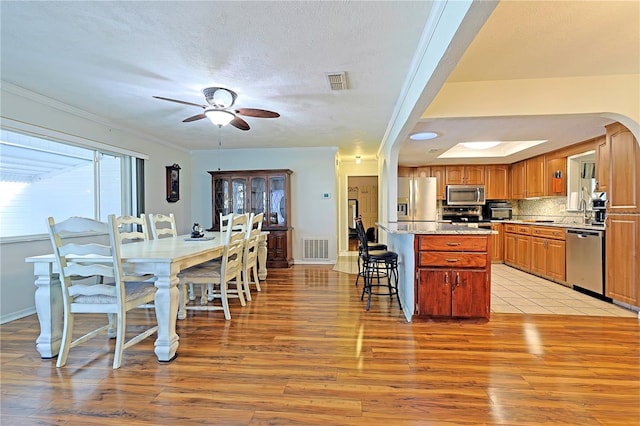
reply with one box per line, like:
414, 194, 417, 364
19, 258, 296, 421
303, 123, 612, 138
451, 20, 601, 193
257, 236, 268, 280
153, 265, 180, 362
33, 262, 63, 358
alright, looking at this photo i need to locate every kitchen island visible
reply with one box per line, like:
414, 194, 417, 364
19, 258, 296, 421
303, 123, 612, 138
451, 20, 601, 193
377, 222, 495, 322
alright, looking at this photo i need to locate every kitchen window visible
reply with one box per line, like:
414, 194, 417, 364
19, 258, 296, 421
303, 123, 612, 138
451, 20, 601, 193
0, 127, 144, 240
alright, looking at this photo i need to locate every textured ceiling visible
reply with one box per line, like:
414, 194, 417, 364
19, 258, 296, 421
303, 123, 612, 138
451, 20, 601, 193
1, 1, 638, 165
0, 1, 432, 158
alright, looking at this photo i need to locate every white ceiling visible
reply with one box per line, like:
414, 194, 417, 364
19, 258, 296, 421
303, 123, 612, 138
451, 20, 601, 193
1, 1, 638, 165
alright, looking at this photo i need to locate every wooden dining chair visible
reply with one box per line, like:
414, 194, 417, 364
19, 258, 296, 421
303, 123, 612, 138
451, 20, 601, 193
178, 213, 248, 320
148, 213, 177, 239
47, 215, 158, 369
114, 214, 149, 244
242, 212, 263, 301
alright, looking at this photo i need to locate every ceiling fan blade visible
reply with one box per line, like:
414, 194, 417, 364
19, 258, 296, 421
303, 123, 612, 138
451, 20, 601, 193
230, 116, 250, 131
235, 108, 280, 118
153, 96, 205, 109
182, 113, 206, 123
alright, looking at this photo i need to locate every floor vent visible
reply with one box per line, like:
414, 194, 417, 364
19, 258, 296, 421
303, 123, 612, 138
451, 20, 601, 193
303, 238, 329, 260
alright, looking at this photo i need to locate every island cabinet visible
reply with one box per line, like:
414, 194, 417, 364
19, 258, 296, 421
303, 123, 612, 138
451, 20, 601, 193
530, 226, 566, 284
208, 169, 293, 268
415, 235, 491, 320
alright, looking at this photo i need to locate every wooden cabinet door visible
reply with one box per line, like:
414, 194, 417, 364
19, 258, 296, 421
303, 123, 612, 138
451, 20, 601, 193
530, 237, 547, 276
546, 239, 566, 282
504, 233, 517, 264
526, 155, 546, 198
451, 270, 489, 318
606, 215, 640, 305
510, 161, 526, 199
417, 269, 452, 317
485, 165, 509, 200
465, 166, 485, 185
606, 123, 640, 214
546, 156, 567, 196
595, 135, 609, 192
516, 235, 531, 271
430, 166, 447, 200
491, 223, 503, 262
445, 166, 465, 185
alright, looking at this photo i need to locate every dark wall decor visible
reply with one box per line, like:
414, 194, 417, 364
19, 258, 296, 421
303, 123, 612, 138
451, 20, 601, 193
166, 164, 180, 202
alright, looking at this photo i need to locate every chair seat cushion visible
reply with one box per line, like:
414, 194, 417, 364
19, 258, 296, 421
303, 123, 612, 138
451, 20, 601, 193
178, 260, 222, 279
364, 250, 398, 261
73, 281, 156, 304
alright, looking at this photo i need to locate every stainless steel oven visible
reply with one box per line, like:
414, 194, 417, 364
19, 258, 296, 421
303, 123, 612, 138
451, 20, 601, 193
446, 185, 486, 206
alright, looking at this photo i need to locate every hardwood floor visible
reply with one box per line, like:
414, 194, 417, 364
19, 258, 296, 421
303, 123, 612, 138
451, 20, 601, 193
2, 265, 639, 425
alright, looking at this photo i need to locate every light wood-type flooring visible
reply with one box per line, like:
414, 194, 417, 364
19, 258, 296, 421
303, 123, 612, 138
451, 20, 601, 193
2, 265, 639, 425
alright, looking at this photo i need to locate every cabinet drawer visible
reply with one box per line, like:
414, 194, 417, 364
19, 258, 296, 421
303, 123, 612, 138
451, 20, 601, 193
419, 252, 487, 268
531, 226, 566, 240
504, 224, 518, 233
418, 236, 487, 252
517, 225, 531, 235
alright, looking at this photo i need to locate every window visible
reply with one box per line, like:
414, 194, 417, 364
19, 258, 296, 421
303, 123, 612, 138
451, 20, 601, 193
0, 128, 142, 239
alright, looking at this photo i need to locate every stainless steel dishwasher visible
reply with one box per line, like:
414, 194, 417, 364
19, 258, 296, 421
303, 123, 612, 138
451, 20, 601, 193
566, 228, 606, 298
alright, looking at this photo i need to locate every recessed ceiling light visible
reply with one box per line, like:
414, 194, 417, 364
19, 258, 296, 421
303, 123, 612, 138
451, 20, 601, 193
460, 141, 501, 150
410, 131, 438, 141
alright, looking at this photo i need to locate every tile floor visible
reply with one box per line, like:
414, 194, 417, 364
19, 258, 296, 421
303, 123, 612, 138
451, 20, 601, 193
333, 255, 639, 318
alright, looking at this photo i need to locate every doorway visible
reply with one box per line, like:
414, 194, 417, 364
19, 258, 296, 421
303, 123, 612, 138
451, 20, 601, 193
347, 176, 379, 252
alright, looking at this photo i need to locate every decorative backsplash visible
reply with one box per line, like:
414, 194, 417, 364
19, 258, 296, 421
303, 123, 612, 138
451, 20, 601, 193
515, 197, 588, 224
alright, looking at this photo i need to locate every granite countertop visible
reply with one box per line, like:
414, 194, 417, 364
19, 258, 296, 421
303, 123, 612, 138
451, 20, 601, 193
492, 220, 605, 231
378, 221, 496, 235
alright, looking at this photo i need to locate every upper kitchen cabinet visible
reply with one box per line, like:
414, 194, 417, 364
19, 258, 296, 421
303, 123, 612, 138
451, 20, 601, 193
511, 155, 545, 199
525, 155, 546, 198
485, 165, 510, 200
605, 122, 640, 214
510, 161, 526, 199
209, 169, 293, 268
445, 165, 485, 185
595, 135, 609, 192
430, 166, 447, 200
545, 155, 567, 197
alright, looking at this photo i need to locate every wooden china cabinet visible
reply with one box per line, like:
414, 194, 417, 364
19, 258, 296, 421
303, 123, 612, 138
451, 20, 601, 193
208, 169, 293, 268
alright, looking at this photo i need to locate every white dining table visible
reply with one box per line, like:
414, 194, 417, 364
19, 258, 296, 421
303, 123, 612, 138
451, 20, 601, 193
25, 232, 268, 362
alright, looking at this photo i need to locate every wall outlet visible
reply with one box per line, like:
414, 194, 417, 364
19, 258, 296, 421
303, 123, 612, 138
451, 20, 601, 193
322, 192, 331, 199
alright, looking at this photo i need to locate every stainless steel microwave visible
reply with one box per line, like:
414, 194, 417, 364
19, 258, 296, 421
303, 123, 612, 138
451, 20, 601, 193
446, 185, 486, 206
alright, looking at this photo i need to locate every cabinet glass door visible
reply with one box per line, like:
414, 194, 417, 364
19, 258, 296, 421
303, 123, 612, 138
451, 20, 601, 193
231, 178, 246, 214
213, 178, 230, 229
269, 175, 286, 226
250, 177, 266, 219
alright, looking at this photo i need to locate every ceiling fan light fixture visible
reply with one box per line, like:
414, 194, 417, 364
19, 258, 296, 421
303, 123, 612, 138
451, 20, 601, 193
205, 109, 235, 127
203, 87, 237, 108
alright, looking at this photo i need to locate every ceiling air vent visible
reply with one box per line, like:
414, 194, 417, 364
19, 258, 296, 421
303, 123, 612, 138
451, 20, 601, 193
326, 72, 348, 91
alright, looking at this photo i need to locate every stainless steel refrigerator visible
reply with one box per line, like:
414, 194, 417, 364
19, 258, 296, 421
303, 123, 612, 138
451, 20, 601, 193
397, 176, 437, 221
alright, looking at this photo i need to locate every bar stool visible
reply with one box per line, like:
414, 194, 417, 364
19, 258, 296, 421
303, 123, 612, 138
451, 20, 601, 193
354, 222, 387, 287
355, 219, 401, 311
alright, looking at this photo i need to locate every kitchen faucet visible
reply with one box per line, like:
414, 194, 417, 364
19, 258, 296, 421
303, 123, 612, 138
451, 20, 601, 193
579, 198, 592, 224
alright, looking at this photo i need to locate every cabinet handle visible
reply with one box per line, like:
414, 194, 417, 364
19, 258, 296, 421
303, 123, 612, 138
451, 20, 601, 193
446, 242, 461, 246
445, 258, 460, 262
455, 272, 460, 287
444, 273, 449, 284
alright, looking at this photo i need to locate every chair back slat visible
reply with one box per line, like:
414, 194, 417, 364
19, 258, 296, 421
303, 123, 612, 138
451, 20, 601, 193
148, 213, 177, 239
115, 215, 149, 243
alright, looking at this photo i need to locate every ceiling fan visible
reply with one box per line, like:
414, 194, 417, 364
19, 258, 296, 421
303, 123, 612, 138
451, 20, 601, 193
153, 87, 279, 131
